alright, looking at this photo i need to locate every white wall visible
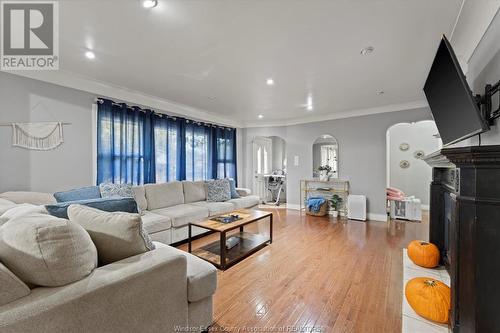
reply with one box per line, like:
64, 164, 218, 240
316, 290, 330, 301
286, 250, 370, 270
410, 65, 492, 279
242, 107, 433, 217
271, 136, 286, 171
0, 72, 95, 193
449, 7, 500, 147
387, 121, 442, 206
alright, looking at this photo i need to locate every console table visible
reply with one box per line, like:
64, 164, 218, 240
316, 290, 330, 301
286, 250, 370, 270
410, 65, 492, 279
424, 145, 500, 333
299, 179, 349, 215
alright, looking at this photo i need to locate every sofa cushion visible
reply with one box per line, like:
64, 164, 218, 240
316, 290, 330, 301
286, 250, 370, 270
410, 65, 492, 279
0, 191, 56, 205
0, 198, 16, 215
228, 195, 260, 209
0, 262, 30, 306
0, 204, 47, 222
189, 201, 235, 216
141, 211, 172, 234
235, 188, 252, 197
153, 242, 217, 302
183, 181, 207, 203
149, 229, 172, 244
151, 204, 209, 228
132, 186, 148, 212
145, 182, 184, 210
68, 205, 154, 265
54, 186, 101, 203
206, 179, 231, 202
0, 213, 98, 287
45, 197, 138, 219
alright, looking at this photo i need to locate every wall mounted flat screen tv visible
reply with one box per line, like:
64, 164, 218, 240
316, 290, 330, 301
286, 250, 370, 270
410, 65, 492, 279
423, 36, 489, 146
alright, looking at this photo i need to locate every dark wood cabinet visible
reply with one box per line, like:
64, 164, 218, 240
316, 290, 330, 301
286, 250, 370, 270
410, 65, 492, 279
424, 145, 500, 333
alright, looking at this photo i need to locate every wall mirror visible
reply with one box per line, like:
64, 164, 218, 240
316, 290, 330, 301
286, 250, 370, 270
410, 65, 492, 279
312, 134, 338, 180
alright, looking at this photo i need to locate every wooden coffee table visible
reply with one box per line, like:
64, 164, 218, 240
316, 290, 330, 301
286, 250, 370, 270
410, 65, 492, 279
188, 209, 273, 270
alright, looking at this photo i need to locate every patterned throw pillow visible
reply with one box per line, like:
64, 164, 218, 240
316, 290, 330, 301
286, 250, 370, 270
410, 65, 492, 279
206, 179, 231, 202
99, 183, 135, 198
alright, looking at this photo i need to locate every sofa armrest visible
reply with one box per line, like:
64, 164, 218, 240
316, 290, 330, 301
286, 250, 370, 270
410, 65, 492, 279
235, 188, 252, 197
0, 248, 188, 333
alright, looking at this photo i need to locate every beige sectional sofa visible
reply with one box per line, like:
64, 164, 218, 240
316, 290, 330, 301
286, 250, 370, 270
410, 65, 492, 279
0, 180, 259, 245
136, 181, 259, 244
0, 181, 258, 332
0, 241, 217, 332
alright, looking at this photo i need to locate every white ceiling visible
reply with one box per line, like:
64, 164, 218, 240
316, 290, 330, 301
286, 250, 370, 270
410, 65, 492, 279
12, 0, 466, 127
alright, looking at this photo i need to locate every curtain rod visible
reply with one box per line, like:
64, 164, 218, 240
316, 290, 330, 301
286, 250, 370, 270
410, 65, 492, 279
0, 122, 71, 126
94, 97, 233, 130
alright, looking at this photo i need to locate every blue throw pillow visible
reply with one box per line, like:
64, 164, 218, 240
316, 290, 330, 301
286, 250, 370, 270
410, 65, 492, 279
227, 178, 240, 199
46, 197, 138, 219
54, 186, 101, 203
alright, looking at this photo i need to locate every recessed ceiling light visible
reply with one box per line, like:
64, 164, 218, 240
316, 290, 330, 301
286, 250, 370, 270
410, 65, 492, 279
360, 46, 375, 55
306, 94, 313, 111
258, 114, 264, 119
85, 51, 95, 60
142, 0, 158, 8
266, 78, 274, 86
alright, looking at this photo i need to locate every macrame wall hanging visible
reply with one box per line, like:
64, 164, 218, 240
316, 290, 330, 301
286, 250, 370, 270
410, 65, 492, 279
0, 101, 71, 151
11, 122, 64, 150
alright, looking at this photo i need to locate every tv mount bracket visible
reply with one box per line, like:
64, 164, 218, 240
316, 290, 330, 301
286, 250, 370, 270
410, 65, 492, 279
476, 79, 500, 126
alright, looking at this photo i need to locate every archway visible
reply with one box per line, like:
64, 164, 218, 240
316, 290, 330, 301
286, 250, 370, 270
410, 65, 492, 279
386, 120, 442, 210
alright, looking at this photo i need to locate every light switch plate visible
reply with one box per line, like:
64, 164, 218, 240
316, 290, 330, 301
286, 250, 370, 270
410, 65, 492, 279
294, 155, 299, 166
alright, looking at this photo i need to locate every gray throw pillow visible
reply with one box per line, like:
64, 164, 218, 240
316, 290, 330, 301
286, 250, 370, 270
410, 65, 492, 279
206, 179, 231, 202
99, 183, 134, 198
99, 183, 143, 215
0, 213, 98, 287
67, 205, 155, 265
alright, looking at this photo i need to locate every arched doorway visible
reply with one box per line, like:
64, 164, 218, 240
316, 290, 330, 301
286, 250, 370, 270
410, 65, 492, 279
386, 120, 442, 210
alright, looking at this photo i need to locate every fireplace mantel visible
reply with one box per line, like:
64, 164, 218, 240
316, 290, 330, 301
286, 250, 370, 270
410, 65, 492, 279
425, 144, 500, 333
424, 149, 453, 168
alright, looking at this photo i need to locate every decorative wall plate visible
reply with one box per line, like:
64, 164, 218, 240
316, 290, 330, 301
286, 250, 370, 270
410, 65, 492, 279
400, 160, 410, 169
414, 150, 425, 159
399, 143, 410, 151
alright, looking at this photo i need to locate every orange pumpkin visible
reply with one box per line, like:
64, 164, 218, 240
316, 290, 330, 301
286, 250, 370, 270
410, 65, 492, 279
405, 277, 450, 324
407, 240, 440, 268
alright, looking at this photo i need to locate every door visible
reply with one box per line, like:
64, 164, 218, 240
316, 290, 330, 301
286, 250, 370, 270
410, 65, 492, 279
252, 137, 272, 202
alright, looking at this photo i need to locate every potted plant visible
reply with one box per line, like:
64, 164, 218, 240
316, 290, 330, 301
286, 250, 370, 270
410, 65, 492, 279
317, 165, 332, 181
329, 194, 343, 217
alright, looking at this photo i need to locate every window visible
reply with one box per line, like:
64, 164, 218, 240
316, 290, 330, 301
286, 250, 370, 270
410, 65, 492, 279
185, 123, 211, 181
154, 116, 179, 182
97, 99, 237, 185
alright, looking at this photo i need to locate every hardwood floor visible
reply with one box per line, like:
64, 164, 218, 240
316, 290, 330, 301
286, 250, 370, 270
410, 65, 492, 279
178, 209, 429, 333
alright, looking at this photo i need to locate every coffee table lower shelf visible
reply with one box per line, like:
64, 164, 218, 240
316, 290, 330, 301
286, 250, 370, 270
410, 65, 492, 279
191, 231, 270, 269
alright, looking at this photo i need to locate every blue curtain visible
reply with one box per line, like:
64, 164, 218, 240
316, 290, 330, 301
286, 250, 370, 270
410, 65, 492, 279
97, 99, 155, 185
97, 99, 237, 185
212, 127, 237, 184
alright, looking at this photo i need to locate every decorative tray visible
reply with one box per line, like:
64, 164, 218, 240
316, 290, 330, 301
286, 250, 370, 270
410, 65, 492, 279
210, 214, 242, 224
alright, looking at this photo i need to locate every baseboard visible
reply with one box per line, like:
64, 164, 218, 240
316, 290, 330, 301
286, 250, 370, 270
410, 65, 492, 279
367, 213, 388, 222
286, 204, 301, 210
284, 205, 387, 222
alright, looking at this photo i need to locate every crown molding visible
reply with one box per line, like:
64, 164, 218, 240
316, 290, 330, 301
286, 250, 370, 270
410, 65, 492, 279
3, 69, 243, 128
243, 100, 429, 128
3, 70, 429, 129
